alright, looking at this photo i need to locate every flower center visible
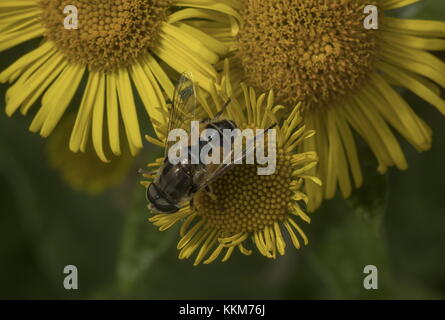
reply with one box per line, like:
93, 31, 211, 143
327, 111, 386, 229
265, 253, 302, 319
40, 0, 170, 71
237, 0, 380, 110
193, 149, 293, 234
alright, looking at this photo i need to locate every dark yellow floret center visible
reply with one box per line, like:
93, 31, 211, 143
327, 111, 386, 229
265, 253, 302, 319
40, 0, 170, 71
237, 0, 380, 110
193, 149, 293, 234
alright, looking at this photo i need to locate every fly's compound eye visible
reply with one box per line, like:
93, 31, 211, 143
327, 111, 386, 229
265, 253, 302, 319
146, 183, 179, 214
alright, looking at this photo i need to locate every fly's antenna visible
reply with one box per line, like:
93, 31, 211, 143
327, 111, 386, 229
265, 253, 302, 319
214, 98, 232, 120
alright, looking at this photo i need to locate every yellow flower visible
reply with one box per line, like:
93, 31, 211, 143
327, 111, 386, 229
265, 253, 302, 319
141, 61, 321, 265
225, 0, 445, 211
0, 0, 240, 161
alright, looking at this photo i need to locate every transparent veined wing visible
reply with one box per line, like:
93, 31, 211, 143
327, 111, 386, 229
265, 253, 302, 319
194, 123, 277, 192
164, 72, 198, 158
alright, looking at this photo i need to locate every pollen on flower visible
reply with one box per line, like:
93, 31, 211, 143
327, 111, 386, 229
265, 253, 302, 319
237, 0, 380, 110
193, 149, 293, 234
40, 0, 170, 71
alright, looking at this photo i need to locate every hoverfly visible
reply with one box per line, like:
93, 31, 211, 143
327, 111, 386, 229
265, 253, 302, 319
146, 73, 272, 214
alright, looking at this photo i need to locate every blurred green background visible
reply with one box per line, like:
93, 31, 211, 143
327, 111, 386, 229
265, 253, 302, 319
0, 0, 444, 300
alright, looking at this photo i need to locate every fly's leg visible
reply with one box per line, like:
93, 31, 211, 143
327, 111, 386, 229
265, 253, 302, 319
214, 98, 232, 119
205, 185, 218, 201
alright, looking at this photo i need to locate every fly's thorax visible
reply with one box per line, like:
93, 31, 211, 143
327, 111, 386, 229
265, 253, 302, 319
202, 119, 238, 153
206, 119, 238, 132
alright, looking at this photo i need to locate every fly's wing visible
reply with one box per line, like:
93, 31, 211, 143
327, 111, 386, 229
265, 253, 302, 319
193, 124, 277, 192
164, 72, 197, 158
230, 123, 276, 165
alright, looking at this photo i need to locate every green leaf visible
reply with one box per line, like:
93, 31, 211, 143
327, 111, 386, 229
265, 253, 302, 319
346, 163, 388, 236
306, 198, 393, 299
305, 145, 391, 299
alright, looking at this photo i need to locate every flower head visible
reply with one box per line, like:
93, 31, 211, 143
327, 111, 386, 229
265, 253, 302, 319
40, 0, 170, 71
46, 114, 134, 194
0, 0, 240, 161
142, 62, 320, 265
238, 0, 380, 109
229, 0, 445, 211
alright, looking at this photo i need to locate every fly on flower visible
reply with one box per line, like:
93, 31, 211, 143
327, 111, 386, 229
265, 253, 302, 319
146, 73, 276, 214
143, 61, 320, 264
